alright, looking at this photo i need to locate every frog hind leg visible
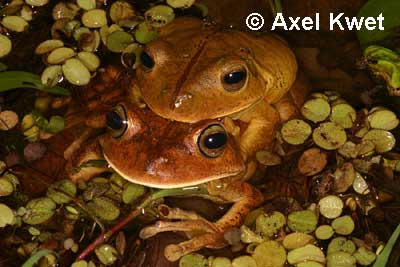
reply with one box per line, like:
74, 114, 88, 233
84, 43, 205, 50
139, 181, 263, 261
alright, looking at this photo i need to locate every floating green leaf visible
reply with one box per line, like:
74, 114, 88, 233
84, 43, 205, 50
0, 71, 70, 95
357, 0, 400, 46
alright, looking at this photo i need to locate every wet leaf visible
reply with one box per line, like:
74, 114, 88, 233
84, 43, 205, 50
373, 223, 400, 267
0, 71, 70, 95
357, 0, 400, 46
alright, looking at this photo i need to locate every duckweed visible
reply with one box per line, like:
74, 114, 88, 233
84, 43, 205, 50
23, 197, 56, 225
95, 244, 118, 266
81, 9, 107, 28
353, 247, 376, 266
62, 58, 91, 85
252, 241, 286, 267
318, 195, 344, 219
280, 119, 312, 145
301, 98, 331, 123
47, 47, 76, 64
368, 109, 399, 130
331, 215, 355, 235
41, 65, 63, 86
87, 196, 120, 221
0, 34, 12, 58
109, 1, 136, 23
362, 129, 396, 153
315, 225, 334, 240
106, 31, 134, 53
121, 183, 146, 204
287, 210, 318, 233
2, 16, 29, 32
77, 0, 96, 11
287, 244, 326, 265
313, 122, 347, 150
145, 5, 175, 28
25, 0, 49, 6
46, 179, 77, 204
330, 103, 356, 129
135, 22, 159, 44
0, 110, 19, 130
167, 0, 196, 8
77, 51, 100, 71
35, 39, 64, 54
352, 172, 370, 195
282, 232, 314, 250
0, 178, 14, 196
0, 203, 15, 227
179, 253, 208, 267
232, 255, 257, 267
327, 252, 356, 267
240, 225, 264, 244
256, 211, 286, 237
327, 237, 356, 254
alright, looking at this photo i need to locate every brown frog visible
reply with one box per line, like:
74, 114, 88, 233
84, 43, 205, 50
133, 17, 308, 160
68, 102, 263, 261
66, 16, 308, 261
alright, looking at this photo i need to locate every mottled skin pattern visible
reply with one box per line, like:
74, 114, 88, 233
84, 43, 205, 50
66, 17, 308, 261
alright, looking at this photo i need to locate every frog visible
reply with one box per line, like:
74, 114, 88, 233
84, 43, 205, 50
132, 17, 309, 160
67, 101, 263, 261
66, 16, 309, 261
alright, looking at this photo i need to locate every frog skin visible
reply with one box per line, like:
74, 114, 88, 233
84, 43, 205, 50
133, 17, 309, 160
67, 101, 263, 261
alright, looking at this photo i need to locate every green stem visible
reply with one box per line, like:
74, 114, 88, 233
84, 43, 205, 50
21, 249, 58, 267
373, 223, 400, 267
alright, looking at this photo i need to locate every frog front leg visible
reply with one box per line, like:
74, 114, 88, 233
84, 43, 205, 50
139, 181, 263, 261
66, 138, 109, 182
232, 101, 280, 160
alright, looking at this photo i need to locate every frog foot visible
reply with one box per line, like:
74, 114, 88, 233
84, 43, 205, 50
139, 206, 227, 261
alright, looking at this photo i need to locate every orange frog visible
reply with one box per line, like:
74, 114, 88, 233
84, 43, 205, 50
66, 16, 308, 261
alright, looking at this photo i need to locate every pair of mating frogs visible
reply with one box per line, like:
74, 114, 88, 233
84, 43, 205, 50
67, 17, 308, 261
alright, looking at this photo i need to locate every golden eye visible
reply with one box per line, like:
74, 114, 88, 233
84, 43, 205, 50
198, 124, 227, 158
106, 104, 128, 138
221, 65, 247, 92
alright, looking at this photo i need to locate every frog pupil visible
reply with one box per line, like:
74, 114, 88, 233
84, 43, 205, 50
224, 71, 246, 84
204, 133, 227, 149
140, 51, 154, 69
106, 111, 123, 130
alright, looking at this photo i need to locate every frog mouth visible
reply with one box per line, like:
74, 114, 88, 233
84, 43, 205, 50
103, 153, 246, 189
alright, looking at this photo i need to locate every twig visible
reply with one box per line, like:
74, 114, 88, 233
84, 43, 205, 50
76, 186, 208, 261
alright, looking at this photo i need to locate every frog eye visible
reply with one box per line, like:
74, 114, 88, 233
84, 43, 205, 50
140, 50, 154, 71
221, 66, 247, 92
198, 124, 227, 158
106, 105, 128, 138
